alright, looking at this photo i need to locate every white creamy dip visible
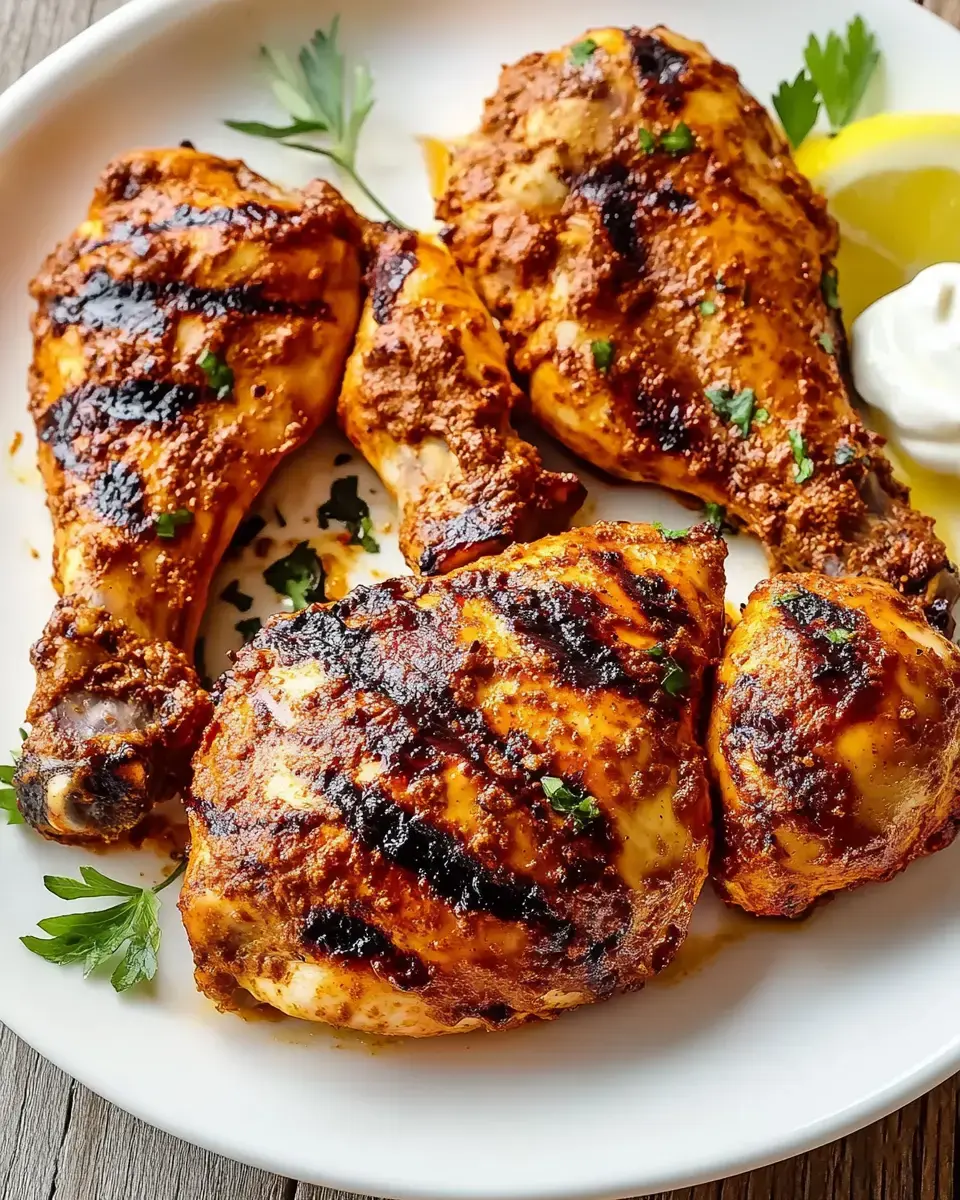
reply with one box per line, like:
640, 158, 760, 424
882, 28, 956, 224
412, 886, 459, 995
851, 263, 960, 477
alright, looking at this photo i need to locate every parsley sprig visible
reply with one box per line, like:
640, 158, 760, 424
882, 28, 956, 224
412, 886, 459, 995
317, 476, 379, 553
648, 643, 689, 696
706, 386, 768, 439
0, 731, 27, 825
21, 861, 186, 993
788, 429, 815, 484
264, 541, 326, 610
772, 16, 880, 148
541, 777, 601, 833
225, 17, 407, 227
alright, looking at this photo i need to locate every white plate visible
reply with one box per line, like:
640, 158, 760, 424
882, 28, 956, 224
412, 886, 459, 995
1, 0, 959, 1195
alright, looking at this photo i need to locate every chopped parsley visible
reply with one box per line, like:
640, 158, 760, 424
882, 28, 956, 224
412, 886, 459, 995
638, 127, 657, 154
591, 339, 615, 373
702, 502, 729, 533
825, 627, 855, 644
155, 508, 193, 539
273, 505, 287, 528
263, 542, 326, 610
653, 522, 688, 541
834, 443, 857, 466
333, 452, 352, 467
706, 385, 765, 439
197, 349, 234, 400
659, 121, 696, 155
220, 579, 253, 612
648, 644, 689, 696
541, 776, 601, 833
569, 38, 599, 67
317, 476, 379, 553
788, 429, 815, 483
229, 513, 267, 553
773, 589, 804, 606
818, 331, 835, 354
821, 270, 840, 310
699, 299, 717, 316
235, 616, 262, 643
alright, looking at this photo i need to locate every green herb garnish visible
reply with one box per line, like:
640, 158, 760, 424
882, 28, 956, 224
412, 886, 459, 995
659, 121, 695, 155
638, 127, 656, 154
653, 523, 688, 541
699, 299, 717, 316
0, 731, 27, 826
706, 385, 764, 439
702, 502, 729, 533
774, 589, 804, 606
264, 541, 326, 610
220, 579, 254, 612
821, 271, 841, 310
21, 861, 186, 993
541, 776, 601, 833
772, 17, 880, 148
825, 627, 855, 644
591, 339, 615, 373
225, 17, 406, 227
317, 475, 379, 552
818, 331, 835, 354
155, 508, 193, 539
197, 349, 234, 400
648, 644, 689, 696
229, 513, 267, 554
788, 429, 815, 484
569, 38, 599, 67
236, 616, 263, 643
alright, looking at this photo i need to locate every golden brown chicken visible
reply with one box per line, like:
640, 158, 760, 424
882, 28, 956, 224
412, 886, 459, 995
180, 522, 726, 1035
437, 26, 957, 628
709, 574, 960, 918
15, 146, 364, 843
339, 227, 584, 573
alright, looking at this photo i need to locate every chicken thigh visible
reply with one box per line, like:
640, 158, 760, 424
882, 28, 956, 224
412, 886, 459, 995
339, 227, 584, 573
15, 147, 364, 842
181, 522, 726, 1035
709, 574, 960, 917
437, 26, 956, 625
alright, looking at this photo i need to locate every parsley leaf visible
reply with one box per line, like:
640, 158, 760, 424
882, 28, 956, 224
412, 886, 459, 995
225, 18, 407, 227
653, 522, 688, 541
825, 627, 855, 644
591, 339, 615, 372
197, 349, 234, 400
702, 502, 730, 533
818, 331, 835, 354
569, 38, 599, 67
317, 476, 380, 553
659, 121, 695, 155
155, 509, 193, 539
229, 513, 267, 554
788, 429, 815, 483
236, 616, 262, 643
700, 299, 717, 316
706, 385, 763, 439
805, 16, 880, 130
648, 644, 689, 696
821, 270, 841, 309
21, 860, 185, 993
0, 732, 26, 826
772, 70, 820, 148
638, 127, 656, 154
220, 579, 253, 612
264, 542, 326, 610
541, 776, 601, 833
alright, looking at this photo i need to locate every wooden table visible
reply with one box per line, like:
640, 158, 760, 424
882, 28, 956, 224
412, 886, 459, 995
2, 1, 958, 1196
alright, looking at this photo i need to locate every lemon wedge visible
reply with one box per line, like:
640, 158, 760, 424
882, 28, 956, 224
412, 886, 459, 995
794, 113, 960, 325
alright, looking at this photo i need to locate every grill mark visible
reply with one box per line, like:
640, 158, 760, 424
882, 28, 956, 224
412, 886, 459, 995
40, 380, 205, 474
90, 201, 291, 252
302, 907, 431, 990
773, 586, 876, 703
418, 506, 512, 574
47, 269, 327, 337
316, 772, 564, 931
574, 164, 643, 261
598, 552, 689, 636
88, 462, 149, 533
369, 230, 418, 324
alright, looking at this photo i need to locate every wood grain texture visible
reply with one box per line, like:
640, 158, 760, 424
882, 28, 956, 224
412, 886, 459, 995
0, 0, 957, 1197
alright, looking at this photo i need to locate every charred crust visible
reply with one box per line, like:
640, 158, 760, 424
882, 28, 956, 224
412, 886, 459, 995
368, 229, 419, 324
302, 907, 431, 991
627, 30, 689, 93
89, 461, 149, 533
573, 164, 644, 261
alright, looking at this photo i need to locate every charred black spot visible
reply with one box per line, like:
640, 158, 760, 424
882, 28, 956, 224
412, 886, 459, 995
472, 1003, 517, 1027
183, 794, 240, 837
418, 506, 510, 575
600, 554, 689, 636
89, 462, 149, 533
635, 390, 689, 452
643, 186, 694, 213
318, 772, 563, 931
97, 201, 287, 249
574, 163, 643, 261
47, 269, 326, 337
628, 31, 688, 91
926, 595, 955, 637
773, 587, 874, 698
302, 907, 431, 991
369, 231, 418, 324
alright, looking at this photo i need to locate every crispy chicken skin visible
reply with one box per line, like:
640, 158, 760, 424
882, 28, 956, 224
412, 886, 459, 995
437, 26, 956, 623
709, 575, 960, 918
16, 147, 364, 843
181, 522, 726, 1035
339, 227, 584, 573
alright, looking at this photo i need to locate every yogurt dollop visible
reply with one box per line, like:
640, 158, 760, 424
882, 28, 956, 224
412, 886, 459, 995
851, 263, 960, 477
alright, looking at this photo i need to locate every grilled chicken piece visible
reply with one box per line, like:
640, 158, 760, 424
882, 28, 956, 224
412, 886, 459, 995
339, 227, 584, 573
709, 575, 960, 918
15, 147, 364, 843
181, 522, 726, 1035
437, 26, 957, 627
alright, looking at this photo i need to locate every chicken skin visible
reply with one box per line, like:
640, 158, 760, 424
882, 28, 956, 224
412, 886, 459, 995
181, 522, 726, 1035
15, 147, 364, 843
709, 575, 960, 918
437, 26, 956, 627
339, 227, 584, 573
